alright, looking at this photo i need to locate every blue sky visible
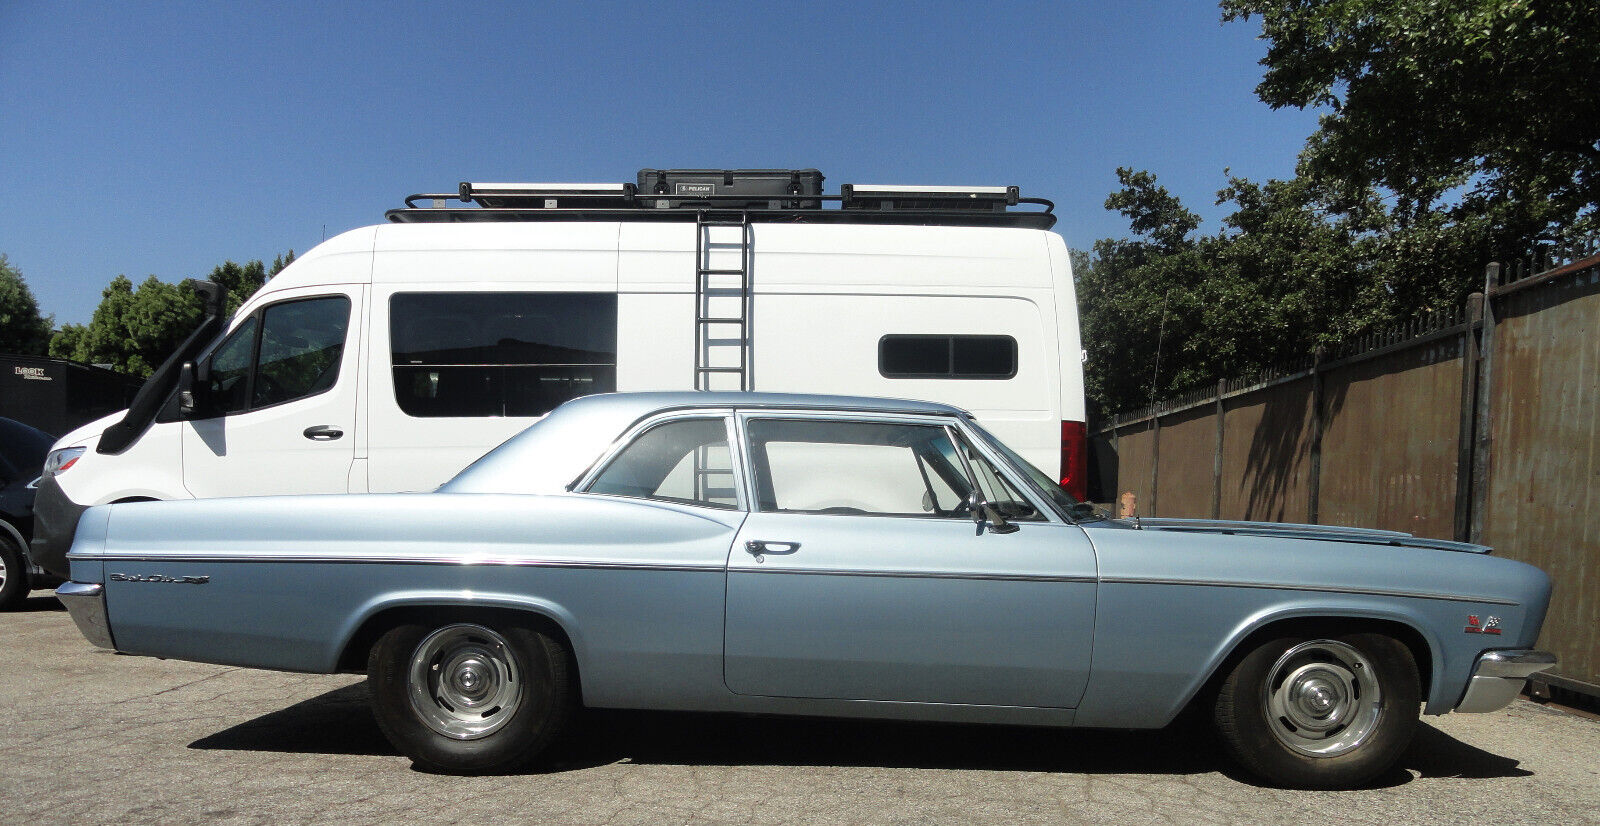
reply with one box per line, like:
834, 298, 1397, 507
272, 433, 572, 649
0, 1, 1321, 327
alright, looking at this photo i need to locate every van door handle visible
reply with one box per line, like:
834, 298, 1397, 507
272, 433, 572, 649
303, 425, 344, 441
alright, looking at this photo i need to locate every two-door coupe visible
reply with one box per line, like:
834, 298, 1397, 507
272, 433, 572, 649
57, 392, 1555, 788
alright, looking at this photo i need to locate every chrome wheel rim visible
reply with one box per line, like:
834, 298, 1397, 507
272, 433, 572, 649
407, 624, 522, 740
1262, 640, 1382, 757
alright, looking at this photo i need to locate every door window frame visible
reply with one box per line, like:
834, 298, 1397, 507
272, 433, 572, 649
190, 293, 354, 419
573, 409, 748, 511
731, 410, 1064, 525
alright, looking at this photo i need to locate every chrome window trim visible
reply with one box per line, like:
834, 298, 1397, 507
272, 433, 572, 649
732, 409, 1063, 525
571, 409, 748, 511
944, 421, 1060, 525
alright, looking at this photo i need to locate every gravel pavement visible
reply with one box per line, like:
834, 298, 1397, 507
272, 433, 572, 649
4, 589, 1598, 825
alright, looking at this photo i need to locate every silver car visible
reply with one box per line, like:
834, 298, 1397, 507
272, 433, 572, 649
58, 392, 1555, 788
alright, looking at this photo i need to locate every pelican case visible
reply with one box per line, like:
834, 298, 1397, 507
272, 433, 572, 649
636, 168, 824, 209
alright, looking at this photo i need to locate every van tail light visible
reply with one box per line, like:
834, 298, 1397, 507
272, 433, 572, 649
1059, 420, 1088, 502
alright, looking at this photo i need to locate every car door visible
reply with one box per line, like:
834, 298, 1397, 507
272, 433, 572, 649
724, 413, 1098, 708
182, 287, 363, 497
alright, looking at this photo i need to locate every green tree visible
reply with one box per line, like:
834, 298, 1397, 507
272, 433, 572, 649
0, 254, 53, 355
48, 252, 294, 376
1221, 0, 1600, 234
50, 275, 202, 375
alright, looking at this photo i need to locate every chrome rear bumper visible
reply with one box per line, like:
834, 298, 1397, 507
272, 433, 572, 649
1455, 649, 1557, 713
56, 581, 114, 650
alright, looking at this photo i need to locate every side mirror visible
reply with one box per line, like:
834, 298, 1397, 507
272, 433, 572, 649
177, 361, 210, 417
177, 362, 197, 416
968, 491, 1020, 535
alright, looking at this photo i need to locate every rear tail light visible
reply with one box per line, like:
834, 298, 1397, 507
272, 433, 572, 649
1059, 420, 1087, 501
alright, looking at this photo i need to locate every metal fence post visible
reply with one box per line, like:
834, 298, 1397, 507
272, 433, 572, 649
1308, 346, 1325, 525
1453, 292, 1484, 542
1212, 379, 1225, 519
1469, 264, 1501, 544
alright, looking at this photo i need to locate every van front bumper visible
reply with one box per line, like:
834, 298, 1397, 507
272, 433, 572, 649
57, 581, 114, 649
29, 475, 86, 579
1455, 649, 1557, 713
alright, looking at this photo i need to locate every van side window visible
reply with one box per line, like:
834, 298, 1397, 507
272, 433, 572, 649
878, 335, 1017, 379
390, 292, 618, 418
204, 297, 351, 416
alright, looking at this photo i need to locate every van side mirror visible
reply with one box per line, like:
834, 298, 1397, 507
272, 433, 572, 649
968, 491, 1020, 535
177, 361, 210, 417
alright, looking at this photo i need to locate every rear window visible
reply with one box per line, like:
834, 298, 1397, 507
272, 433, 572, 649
390, 292, 617, 418
879, 335, 1017, 379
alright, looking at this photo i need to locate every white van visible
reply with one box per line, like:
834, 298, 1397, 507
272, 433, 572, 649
29, 170, 1086, 580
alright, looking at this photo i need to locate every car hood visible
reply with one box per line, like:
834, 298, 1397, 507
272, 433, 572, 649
1094, 517, 1491, 554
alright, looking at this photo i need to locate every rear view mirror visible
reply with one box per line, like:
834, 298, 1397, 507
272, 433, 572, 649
968, 492, 1020, 535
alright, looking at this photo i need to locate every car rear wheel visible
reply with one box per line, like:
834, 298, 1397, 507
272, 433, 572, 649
1213, 632, 1419, 789
367, 619, 573, 774
0, 533, 30, 611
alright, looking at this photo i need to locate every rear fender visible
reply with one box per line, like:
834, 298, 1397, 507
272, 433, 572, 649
331, 590, 588, 675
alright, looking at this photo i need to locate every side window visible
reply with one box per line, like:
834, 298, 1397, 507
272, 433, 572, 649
746, 418, 973, 517
207, 317, 259, 416
203, 297, 349, 417
586, 418, 736, 508
256, 298, 350, 407
879, 335, 1017, 379
955, 433, 1043, 521
390, 292, 617, 418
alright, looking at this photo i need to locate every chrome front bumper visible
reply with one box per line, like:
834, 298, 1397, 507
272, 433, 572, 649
1455, 649, 1557, 713
56, 581, 115, 650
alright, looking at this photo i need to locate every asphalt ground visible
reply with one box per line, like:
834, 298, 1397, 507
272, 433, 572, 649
4, 589, 1598, 825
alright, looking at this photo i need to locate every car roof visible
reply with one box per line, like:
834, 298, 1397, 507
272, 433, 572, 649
563, 391, 965, 418
439, 392, 968, 496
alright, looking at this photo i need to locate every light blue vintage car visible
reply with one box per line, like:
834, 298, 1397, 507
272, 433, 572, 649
57, 392, 1555, 788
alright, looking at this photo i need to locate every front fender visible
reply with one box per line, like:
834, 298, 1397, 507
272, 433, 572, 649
1074, 584, 1491, 727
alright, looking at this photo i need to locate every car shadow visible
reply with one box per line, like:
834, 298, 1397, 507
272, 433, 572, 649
13, 590, 66, 611
188, 684, 1534, 785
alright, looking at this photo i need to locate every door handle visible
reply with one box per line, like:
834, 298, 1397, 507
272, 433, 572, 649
745, 540, 800, 557
303, 425, 344, 441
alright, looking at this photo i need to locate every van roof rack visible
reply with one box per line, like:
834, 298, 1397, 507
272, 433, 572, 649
387, 169, 1055, 230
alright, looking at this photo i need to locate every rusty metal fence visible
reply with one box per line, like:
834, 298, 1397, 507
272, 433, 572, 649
1093, 251, 1600, 697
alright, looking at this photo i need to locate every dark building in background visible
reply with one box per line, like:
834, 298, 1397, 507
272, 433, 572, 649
0, 354, 142, 438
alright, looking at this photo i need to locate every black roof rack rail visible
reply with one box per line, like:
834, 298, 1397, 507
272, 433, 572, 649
389, 172, 1056, 230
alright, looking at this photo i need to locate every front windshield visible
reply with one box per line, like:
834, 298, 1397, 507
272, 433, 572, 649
964, 418, 1103, 521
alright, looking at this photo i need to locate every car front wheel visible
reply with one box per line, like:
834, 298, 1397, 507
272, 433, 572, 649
1214, 632, 1420, 789
367, 619, 573, 774
0, 533, 31, 611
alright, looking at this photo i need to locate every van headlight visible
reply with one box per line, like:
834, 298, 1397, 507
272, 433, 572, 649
42, 446, 87, 478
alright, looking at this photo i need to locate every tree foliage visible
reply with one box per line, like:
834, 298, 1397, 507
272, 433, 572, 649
0, 255, 53, 356
1081, 1, 1599, 417
1221, 0, 1600, 229
49, 252, 294, 376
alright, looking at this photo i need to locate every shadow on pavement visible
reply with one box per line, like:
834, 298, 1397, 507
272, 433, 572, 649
189, 684, 1535, 785
190, 683, 391, 756
1399, 721, 1531, 780
14, 590, 66, 612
